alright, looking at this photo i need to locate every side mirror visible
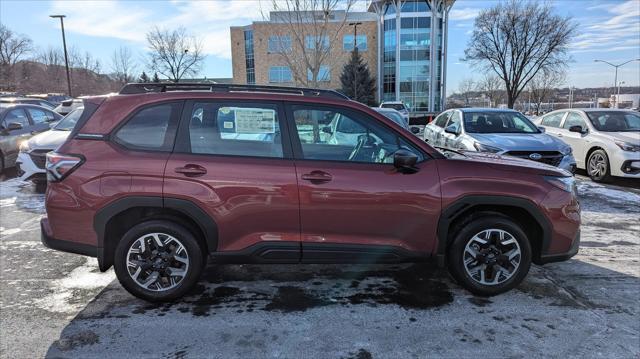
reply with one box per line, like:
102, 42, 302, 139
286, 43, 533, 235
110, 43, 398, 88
410, 127, 420, 134
444, 124, 460, 136
537, 126, 546, 133
393, 149, 418, 173
569, 125, 587, 134
7, 122, 23, 131
322, 126, 332, 134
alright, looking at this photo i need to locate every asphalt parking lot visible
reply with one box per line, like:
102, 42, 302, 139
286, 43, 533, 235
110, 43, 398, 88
0, 170, 638, 359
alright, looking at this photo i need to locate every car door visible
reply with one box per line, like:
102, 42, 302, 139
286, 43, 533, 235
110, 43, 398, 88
164, 100, 300, 259
440, 110, 462, 149
559, 111, 588, 165
425, 111, 450, 146
540, 111, 566, 137
0, 108, 33, 164
286, 103, 442, 261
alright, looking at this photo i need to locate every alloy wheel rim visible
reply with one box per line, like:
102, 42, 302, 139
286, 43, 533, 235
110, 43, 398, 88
126, 233, 189, 292
588, 153, 606, 177
463, 229, 521, 286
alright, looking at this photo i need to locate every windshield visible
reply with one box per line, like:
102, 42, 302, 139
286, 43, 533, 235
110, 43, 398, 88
463, 111, 539, 133
586, 111, 640, 132
53, 107, 83, 131
381, 103, 406, 111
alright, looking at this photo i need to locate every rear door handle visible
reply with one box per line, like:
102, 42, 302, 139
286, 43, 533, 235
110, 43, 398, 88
301, 171, 332, 183
175, 164, 207, 177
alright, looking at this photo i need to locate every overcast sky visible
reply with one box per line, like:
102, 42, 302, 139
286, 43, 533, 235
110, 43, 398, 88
1, 0, 639, 94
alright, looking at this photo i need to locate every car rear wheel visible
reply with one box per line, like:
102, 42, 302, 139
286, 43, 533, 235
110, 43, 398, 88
587, 149, 611, 183
114, 220, 205, 302
447, 214, 531, 296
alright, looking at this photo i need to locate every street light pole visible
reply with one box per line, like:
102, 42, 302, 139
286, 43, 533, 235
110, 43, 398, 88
50, 15, 72, 97
594, 58, 640, 108
349, 22, 362, 102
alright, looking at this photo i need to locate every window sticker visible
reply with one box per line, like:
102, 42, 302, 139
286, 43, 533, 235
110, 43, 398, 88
234, 108, 276, 134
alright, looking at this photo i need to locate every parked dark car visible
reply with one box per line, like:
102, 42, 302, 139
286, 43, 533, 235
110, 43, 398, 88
0, 104, 62, 173
42, 83, 581, 302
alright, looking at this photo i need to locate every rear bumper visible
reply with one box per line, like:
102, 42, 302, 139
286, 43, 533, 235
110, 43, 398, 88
538, 229, 580, 264
40, 218, 97, 257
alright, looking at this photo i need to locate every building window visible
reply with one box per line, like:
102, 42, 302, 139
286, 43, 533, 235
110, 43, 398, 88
244, 29, 255, 84
401, 0, 430, 13
305, 35, 329, 50
307, 66, 330, 82
343, 35, 367, 51
269, 66, 292, 83
268, 35, 292, 53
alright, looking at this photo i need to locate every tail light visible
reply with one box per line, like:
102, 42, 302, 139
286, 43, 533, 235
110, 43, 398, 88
46, 152, 84, 182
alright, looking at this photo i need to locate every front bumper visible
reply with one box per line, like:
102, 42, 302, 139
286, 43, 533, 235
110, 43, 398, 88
558, 154, 577, 174
610, 149, 640, 177
16, 152, 46, 182
538, 230, 580, 264
40, 218, 97, 257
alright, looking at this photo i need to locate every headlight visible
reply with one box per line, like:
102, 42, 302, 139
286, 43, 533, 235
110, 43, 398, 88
474, 142, 503, 153
544, 175, 576, 193
19, 140, 30, 153
560, 146, 573, 156
615, 141, 640, 152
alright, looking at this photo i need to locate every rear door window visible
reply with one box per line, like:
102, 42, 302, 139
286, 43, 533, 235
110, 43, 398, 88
434, 111, 451, 128
114, 102, 182, 151
26, 108, 50, 124
185, 102, 286, 158
541, 112, 565, 128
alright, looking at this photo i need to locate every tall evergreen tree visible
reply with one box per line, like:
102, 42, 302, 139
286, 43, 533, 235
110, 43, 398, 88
139, 71, 150, 83
152, 72, 160, 83
339, 49, 376, 106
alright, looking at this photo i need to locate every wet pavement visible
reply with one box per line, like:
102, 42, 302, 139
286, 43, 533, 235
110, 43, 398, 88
0, 172, 638, 358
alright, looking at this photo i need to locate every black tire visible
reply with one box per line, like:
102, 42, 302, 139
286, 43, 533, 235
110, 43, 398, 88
587, 149, 612, 183
447, 213, 532, 296
114, 220, 206, 302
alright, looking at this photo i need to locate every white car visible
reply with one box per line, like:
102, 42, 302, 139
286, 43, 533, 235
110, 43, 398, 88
53, 98, 83, 115
535, 109, 640, 182
16, 107, 83, 183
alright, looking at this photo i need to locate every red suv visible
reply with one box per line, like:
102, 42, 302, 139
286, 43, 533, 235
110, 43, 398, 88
41, 83, 580, 302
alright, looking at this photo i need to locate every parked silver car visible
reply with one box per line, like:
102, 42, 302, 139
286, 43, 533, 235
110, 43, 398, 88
535, 109, 640, 182
0, 104, 62, 173
424, 108, 576, 172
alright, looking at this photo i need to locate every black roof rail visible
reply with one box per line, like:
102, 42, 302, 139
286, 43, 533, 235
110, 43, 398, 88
118, 82, 349, 100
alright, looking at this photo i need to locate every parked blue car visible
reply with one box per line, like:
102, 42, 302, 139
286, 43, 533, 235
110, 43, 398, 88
423, 108, 576, 173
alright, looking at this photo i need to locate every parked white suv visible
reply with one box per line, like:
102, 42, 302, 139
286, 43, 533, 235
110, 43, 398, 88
535, 109, 640, 182
379, 101, 410, 123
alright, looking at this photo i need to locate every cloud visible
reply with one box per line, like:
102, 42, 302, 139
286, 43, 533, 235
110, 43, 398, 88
569, 0, 640, 54
449, 7, 480, 21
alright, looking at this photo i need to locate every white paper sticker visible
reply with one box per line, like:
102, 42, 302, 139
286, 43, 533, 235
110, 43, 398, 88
223, 121, 234, 129
234, 109, 276, 134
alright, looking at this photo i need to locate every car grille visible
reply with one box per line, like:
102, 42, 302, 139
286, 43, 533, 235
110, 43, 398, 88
29, 150, 50, 169
505, 151, 563, 167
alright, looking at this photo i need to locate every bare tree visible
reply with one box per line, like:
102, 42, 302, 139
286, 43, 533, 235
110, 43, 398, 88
111, 46, 138, 85
0, 24, 33, 89
146, 27, 204, 82
458, 78, 475, 106
528, 69, 565, 115
477, 74, 503, 107
265, 0, 355, 87
463, 0, 576, 108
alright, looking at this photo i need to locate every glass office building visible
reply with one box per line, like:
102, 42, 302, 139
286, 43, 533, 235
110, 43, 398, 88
372, 0, 455, 112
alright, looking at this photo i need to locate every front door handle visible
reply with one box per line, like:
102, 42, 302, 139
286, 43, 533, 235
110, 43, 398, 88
301, 170, 332, 183
175, 164, 207, 177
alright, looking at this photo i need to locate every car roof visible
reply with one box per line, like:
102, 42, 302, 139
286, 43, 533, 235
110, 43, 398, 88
0, 103, 56, 111
373, 107, 398, 113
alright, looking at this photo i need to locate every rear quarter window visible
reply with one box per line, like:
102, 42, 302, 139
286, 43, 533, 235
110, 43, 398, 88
113, 102, 181, 151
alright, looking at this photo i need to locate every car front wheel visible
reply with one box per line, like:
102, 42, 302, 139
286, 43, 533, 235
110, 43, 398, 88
448, 214, 532, 296
114, 220, 205, 302
587, 149, 611, 183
